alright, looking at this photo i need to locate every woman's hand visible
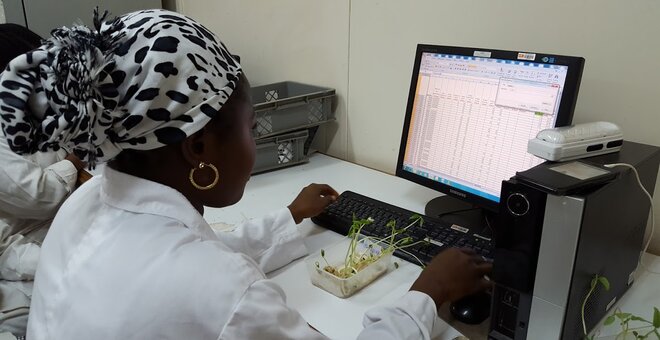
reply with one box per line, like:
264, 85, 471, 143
288, 183, 339, 224
410, 247, 492, 308
65, 153, 92, 186
65, 153, 86, 171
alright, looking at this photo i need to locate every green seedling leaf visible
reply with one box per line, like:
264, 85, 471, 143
321, 249, 325, 257
598, 276, 611, 291
394, 262, 399, 269
653, 307, 660, 328
630, 315, 648, 322
604, 315, 616, 326
615, 312, 632, 320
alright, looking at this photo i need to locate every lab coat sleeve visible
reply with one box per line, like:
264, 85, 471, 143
220, 279, 329, 340
222, 280, 438, 340
0, 147, 77, 219
213, 208, 307, 273
358, 291, 438, 340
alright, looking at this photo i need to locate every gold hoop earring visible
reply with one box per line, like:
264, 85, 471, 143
189, 162, 219, 190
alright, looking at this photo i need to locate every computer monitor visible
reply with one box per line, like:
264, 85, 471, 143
396, 45, 585, 219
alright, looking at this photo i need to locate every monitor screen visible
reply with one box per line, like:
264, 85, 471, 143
396, 45, 584, 212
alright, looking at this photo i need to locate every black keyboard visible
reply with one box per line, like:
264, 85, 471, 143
312, 191, 493, 266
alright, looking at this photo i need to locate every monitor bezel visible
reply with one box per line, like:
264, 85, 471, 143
395, 44, 585, 212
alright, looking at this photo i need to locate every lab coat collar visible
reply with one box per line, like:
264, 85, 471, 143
100, 166, 215, 239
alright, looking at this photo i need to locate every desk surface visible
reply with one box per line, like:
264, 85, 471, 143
204, 154, 660, 340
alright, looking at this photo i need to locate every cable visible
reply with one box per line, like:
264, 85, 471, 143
481, 212, 494, 237
604, 163, 659, 275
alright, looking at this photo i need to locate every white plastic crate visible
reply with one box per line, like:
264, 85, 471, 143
251, 81, 335, 138
252, 129, 309, 174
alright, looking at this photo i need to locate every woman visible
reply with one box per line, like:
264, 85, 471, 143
0, 23, 87, 336
0, 9, 491, 339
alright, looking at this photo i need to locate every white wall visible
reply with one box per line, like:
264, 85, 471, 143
0, 0, 5, 23
347, 1, 660, 169
347, 0, 660, 253
178, 0, 350, 159
181, 0, 660, 254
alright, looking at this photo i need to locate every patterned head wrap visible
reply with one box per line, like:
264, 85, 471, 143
0, 9, 242, 167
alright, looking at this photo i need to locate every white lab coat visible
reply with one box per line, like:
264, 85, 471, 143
0, 134, 77, 336
27, 166, 438, 340
0, 135, 77, 280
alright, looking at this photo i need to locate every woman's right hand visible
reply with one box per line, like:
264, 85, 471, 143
410, 247, 492, 309
288, 183, 338, 224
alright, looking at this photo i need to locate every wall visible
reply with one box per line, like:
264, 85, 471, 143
346, 0, 660, 254
1, 0, 161, 37
0, 0, 5, 23
181, 1, 660, 254
178, 0, 350, 159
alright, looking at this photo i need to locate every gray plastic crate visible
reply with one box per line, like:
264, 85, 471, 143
252, 129, 309, 174
251, 81, 335, 138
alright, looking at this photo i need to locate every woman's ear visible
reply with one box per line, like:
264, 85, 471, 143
180, 129, 206, 167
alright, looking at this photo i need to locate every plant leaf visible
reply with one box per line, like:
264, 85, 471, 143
653, 307, 660, 328
630, 315, 648, 323
604, 315, 616, 326
615, 312, 632, 321
598, 276, 610, 291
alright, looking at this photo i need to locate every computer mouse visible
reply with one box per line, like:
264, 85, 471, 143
449, 292, 491, 325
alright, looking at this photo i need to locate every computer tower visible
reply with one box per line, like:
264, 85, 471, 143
488, 141, 660, 340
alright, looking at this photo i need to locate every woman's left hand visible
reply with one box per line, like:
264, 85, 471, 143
288, 183, 339, 224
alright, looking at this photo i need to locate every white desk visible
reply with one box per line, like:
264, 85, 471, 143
203, 154, 660, 340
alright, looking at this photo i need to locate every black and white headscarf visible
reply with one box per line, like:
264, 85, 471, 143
0, 9, 241, 167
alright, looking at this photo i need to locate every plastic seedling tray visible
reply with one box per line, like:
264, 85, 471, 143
306, 239, 392, 298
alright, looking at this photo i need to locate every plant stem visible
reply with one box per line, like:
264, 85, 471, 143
345, 222, 369, 271
394, 239, 430, 250
396, 248, 426, 268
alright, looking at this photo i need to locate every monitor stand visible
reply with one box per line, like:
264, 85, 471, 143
424, 195, 491, 236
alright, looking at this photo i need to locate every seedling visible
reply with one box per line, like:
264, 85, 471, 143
316, 214, 428, 279
582, 275, 660, 339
